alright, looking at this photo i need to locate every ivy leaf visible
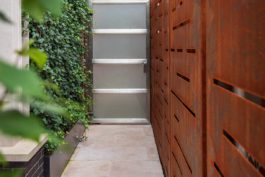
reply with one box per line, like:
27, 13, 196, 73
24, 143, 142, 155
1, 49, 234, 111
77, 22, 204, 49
28, 0, 93, 153
88, 8, 94, 15
0, 60, 46, 99
0, 111, 46, 142
0, 11, 12, 24
28, 48, 48, 69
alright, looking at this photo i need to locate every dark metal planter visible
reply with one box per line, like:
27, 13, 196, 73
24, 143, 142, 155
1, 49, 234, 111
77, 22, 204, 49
44, 122, 86, 177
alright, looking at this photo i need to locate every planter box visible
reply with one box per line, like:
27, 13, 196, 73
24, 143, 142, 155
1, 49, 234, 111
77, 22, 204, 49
0, 147, 45, 177
44, 122, 86, 177
0, 136, 48, 177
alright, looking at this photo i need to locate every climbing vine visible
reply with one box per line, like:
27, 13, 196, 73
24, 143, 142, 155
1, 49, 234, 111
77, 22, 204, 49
29, 0, 93, 154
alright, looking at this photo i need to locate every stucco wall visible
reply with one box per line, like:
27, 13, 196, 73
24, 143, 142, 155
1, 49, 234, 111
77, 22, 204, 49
0, 0, 24, 146
0, 0, 22, 64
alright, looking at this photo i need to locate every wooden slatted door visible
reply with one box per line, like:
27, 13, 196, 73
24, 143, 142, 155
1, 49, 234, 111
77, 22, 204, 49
206, 0, 265, 177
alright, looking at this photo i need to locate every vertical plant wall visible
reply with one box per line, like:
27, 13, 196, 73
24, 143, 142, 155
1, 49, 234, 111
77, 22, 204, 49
29, 0, 93, 154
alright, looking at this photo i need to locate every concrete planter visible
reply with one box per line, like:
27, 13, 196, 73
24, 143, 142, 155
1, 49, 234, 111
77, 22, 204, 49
44, 122, 86, 177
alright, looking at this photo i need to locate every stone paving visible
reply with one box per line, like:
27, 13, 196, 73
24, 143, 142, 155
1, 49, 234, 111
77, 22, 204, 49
62, 125, 164, 177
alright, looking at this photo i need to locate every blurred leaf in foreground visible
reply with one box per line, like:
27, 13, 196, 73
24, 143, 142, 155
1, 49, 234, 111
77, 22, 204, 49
0, 11, 12, 24
22, 0, 63, 22
0, 60, 46, 99
17, 40, 48, 69
30, 100, 66, 116
17, 48, 48, 69
0, 111, 46, 141
28, 48, 48, 69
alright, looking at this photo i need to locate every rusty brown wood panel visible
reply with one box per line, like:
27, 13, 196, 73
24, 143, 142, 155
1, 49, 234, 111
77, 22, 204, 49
171, 134, 193, 177
150, 0, 172, 177
169, 0, 205, 177
151, 0, 205, 177
151, 0, 206, 176
171, 151, 183, 177
162, 2, 171, 174
207, 1, 265, 99
171, 92, 202, 171
207, 0, 265, 177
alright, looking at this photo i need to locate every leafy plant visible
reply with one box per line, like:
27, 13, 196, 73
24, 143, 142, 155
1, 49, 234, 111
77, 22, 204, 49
29, 0, 93, 154
0, 3, 92, 176
22, 0, 63, 22
0, 0, 62, 142
0, 0, 64, 176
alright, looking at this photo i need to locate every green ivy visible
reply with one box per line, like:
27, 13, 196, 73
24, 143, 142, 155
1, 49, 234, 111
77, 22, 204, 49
29, 0, 93, 154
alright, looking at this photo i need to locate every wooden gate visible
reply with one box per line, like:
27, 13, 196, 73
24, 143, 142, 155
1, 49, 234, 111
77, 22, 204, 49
151, 0, 265, 176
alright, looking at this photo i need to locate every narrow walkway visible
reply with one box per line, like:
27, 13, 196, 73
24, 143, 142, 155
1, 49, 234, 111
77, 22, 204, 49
62, 125, 164, 177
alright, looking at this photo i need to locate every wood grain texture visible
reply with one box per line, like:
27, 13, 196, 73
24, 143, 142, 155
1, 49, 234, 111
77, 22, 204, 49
152, 0, 265, 177
206, 0, 265, 177
151, 0, 205, 177
150, 0, 171, 176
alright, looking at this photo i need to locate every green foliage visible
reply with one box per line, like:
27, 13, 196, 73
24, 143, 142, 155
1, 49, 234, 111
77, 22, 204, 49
17, 40, 48, 69
0, 0, 65, 176
0, 0, 64, 142
0, 111, 46, 141
0, 153, 6, 163
22, 0, 63, 22
29, 0, 93, 154
0, 59, 46, 99
0, 170, 22, 177
0, 59, 60, 146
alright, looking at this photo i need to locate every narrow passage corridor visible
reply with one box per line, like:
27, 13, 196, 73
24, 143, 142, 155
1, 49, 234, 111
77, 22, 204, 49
62, 125, 164, 177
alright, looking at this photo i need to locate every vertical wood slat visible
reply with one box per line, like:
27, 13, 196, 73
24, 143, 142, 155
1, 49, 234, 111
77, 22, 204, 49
150, 0, 171, 176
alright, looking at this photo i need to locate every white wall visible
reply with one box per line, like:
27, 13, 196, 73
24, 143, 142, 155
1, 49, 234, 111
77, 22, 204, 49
0, 0, 25, 146
0, 0, 22, 65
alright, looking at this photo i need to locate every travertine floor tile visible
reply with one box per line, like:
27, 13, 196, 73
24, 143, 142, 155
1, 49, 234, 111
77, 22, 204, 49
62, 125, 164, 177
72, 146, 159, 161
62, 161, 111, 177
109, 161, 164, 177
